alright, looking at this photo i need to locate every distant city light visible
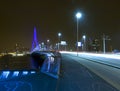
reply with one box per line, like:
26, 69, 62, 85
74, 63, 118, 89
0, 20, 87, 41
47, 39, 50, 43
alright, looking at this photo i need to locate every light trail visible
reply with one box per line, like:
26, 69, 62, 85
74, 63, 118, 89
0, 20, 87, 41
60, 51, 120, 60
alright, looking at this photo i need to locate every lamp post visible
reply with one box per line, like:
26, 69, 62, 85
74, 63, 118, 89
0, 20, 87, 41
58, 33, 62, 50
103, 34, 111, 54
47, 39, 50, 50
76, 12, 82, 56
82, 35, 86, 51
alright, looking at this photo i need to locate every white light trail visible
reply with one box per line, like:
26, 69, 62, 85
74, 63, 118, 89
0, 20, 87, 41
60, 51, 120, 60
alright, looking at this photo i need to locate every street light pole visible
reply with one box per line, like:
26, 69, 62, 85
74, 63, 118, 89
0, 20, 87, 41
103, 35, 106, 54
58, 33, 62, 51
83, 35, 86, 51
103, 34, 111, 54
47, 39, 50, 50
77, 18, 79, 56
76, 12, 82, 56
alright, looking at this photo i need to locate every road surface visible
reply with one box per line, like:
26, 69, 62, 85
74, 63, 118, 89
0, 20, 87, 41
61, 52, 120, 90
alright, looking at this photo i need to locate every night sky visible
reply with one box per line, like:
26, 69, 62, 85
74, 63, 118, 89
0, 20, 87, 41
0, 0, 120, 51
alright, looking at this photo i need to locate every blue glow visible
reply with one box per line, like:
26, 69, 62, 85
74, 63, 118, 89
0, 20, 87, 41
31, 26, 39, 52
22, 71, 28, 75
12, 71, 19, 77
0, 71, 10, 79
0, 81, 32, 91
31, 71, 36, 74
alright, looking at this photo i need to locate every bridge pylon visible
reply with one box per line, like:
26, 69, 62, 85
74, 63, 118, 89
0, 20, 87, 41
31, 27, 40, 52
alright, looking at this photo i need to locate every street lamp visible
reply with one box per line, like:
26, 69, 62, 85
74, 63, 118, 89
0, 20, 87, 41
103, 34, 111, 54
82, 35, 86, 51
47, 39, 50, 43
58, 32, 62, 50
76, 12, 82, 56
58, 33, 62, 39
47, 39, 50, 50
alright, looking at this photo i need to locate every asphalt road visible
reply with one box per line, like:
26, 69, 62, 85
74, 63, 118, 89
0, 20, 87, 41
0, 53, 119, 91
57, 53, 119, 91
62, 52, 120, 91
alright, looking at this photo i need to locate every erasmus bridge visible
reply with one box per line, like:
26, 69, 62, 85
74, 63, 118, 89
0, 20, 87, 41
0, 27, 61, 91
0, 27, 120, 91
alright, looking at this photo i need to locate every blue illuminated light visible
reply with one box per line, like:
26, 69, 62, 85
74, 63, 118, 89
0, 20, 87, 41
0, 81, 32, 91
31, 71, 36, 74
22, 71, 28, 75
12, 71, 19, 77
0, 71, 10, 79
31, 26, 40, 52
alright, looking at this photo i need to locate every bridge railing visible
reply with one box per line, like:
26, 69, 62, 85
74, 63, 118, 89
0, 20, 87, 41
41, 53, 61, 79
